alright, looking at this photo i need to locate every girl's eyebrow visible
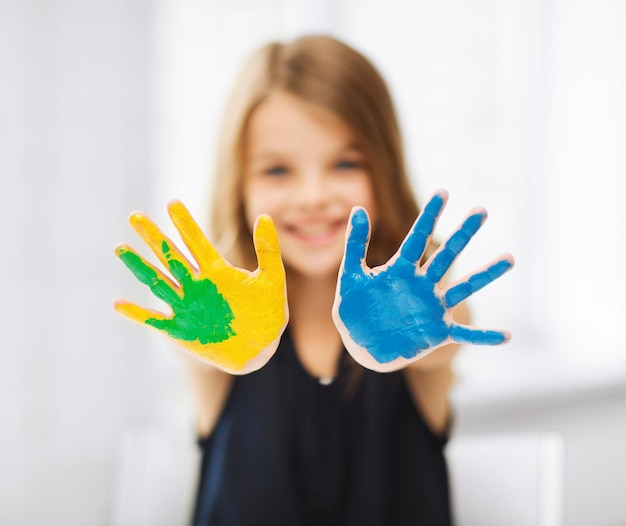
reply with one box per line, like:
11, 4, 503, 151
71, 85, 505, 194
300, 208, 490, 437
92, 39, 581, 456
249, 142, 365, 162
248, 149, 289, 160
339, 148, 366, 159
247, 151, 288, 163
341, 142, 366, 154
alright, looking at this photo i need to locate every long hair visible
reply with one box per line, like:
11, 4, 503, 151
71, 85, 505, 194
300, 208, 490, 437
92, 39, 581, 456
209, 35, 420, 270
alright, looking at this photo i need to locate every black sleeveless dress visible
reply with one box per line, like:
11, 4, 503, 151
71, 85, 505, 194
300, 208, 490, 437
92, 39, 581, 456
192, 329, 452, 526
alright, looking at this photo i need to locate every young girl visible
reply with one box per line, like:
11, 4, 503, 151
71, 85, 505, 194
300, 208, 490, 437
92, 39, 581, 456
116, 35, 512, 525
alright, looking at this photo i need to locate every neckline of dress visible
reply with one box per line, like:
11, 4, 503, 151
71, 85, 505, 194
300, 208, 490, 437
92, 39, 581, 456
282, 326, 344, 387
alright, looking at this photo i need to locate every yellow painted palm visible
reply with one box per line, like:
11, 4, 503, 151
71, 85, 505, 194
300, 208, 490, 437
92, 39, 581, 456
114, 200, 288, 374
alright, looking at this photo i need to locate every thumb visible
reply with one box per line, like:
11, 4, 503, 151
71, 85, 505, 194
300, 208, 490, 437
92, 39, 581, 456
252, 214, 285, 277
342, 207, 370, 277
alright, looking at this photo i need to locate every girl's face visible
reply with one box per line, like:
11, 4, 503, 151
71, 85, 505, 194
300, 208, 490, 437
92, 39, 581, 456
243, 92, 377, 280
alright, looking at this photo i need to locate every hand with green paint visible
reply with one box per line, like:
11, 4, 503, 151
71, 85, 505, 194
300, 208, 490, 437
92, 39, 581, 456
114, 200, 289, 374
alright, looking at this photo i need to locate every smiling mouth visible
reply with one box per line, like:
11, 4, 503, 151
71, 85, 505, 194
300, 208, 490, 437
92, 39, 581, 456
287, 220, 344, 244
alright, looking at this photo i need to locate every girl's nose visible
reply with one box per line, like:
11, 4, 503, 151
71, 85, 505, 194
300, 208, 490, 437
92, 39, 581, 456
294, 172, 329, 208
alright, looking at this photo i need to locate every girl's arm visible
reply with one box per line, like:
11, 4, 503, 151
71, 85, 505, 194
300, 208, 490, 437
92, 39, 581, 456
402, 302, 469, 436
181, 354, 233, 438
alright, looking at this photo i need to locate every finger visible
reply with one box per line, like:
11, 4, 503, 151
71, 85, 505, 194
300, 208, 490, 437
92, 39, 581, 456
342, 207, 370, 276
116, 244, 181, 305
450, 324, 511, 346
113, 298, 169, 326
168, 200, 224, 270
400, 190, 447, 263
253, 215, 284, 275
444, 254, 514, 308
129, 211, 196, 285
426, 208, 487, 284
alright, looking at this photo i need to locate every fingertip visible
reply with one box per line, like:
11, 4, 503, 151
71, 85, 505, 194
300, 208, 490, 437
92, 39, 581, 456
422, 190, 448, 220
115, 244, 142, 267
253, 214, 280, 254
112, 297, 127, 310
129, 212, 150, 233
167, 199, 186, 217
433, 188, 449, 205
499, 254, 515, 273
505, 253, 516, 268
350, 205, 365, 215
114, 243, 129, 257
112, 298, 132, 315
343, 209, 370, 273
167, 199, 195, 224
470, 205, 488, 222
255, 213, 274, 229
254, 214, 277, 238
112, 300, 152, 324
348, 207, 370, 236
169, 200, 202, 239
492, 253, 515, 275
128, 211, 144, 224
463, 207, 488, 231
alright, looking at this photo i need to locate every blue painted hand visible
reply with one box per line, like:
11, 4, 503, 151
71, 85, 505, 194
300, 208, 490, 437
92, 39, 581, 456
332, 190, 514, 372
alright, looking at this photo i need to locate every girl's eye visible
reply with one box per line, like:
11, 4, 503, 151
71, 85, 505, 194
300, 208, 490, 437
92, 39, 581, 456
264, 165, 289, 177
334, 159, 360, 171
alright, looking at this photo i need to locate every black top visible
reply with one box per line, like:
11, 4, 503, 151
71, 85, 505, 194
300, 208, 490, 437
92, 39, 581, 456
192, 329, 452, 526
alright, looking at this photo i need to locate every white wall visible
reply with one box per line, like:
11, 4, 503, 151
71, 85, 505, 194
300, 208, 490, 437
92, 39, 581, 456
0, 1, 186, 524
455, 384, 626, 526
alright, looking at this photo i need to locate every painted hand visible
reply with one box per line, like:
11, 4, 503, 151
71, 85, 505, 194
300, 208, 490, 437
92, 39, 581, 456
114, 201, 288, 374
332, 190, 514, 372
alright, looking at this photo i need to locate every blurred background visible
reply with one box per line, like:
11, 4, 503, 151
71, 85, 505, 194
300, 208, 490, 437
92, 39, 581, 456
1, 0, 625, 524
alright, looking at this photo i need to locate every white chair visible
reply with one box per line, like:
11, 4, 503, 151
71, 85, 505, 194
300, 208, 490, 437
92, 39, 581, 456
446, 432, 565, 526
110, 428, 564, 525
109, 428, 200, 526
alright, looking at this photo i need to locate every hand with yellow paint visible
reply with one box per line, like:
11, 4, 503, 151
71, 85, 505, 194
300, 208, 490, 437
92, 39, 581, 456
114, 200, 289, 375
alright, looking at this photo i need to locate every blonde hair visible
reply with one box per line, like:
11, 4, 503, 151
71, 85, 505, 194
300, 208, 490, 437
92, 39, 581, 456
210, 35, 420, 269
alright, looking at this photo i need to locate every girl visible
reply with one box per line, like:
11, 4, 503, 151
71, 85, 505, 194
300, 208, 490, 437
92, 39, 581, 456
196, 34, 463, 525
116, 35, 512, 525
